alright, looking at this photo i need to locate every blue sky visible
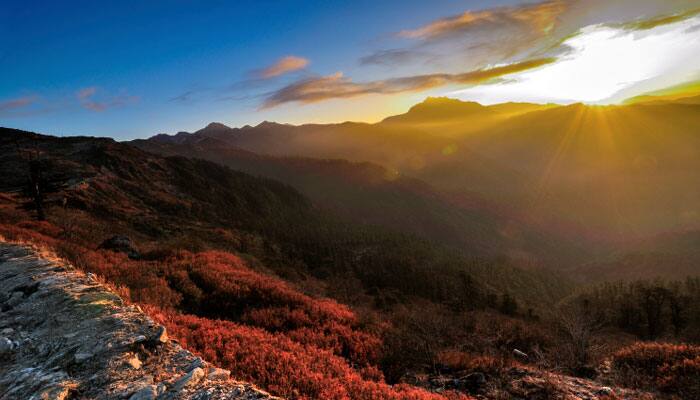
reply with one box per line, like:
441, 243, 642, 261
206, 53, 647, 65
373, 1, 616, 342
2, 0, 699, 139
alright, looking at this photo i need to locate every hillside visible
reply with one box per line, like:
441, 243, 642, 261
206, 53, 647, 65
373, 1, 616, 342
2, 125, 699, 399
0, 126, 588, 398
1, 242, 662, 400
145, 98, 700, 269
0, 127, 573, 307
132, 134, 587, 265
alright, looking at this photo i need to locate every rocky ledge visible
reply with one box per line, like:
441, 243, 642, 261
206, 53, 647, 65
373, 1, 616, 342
0, 243, 279, 400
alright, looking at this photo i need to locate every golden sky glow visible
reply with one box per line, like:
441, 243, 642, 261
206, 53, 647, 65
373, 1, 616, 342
450, 13, 700, 104
260, 2, 700, 125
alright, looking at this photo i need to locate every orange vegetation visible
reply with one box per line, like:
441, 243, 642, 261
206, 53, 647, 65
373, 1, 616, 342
612, 342, 700, 397
0, 220, 472, 400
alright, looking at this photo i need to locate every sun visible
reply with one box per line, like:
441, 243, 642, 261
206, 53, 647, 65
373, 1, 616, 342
450, 14, 700, 105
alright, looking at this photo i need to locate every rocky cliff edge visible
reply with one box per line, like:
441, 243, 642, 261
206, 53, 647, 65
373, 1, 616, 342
0, 243, 279, 400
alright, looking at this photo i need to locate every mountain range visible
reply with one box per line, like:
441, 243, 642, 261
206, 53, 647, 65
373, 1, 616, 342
134, 96, 700, 279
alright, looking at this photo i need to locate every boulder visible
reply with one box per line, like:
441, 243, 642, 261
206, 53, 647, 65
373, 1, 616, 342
98, 236, 140, 259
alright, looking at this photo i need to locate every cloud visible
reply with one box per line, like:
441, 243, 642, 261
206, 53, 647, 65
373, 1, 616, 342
257, 56, 309, 78
356, 0, 569, 73
359, 49, 431, 66
76, 87, 138, 112
360, 0, 700, 74
262, 58, 555, 108
399, 0, 566, 40
170, 90, 197, 103
0, 96, 36, 113
76, 86, 97, 100
616, 7, 700, 31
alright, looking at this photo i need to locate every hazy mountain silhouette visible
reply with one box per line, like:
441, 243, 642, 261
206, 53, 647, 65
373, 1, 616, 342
133, 134, 585, 264
171, 99, 699, 243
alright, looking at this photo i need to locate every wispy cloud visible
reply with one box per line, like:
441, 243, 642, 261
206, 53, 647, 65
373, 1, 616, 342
76, 87, 138, 112
357, 0, 569, 76
0, 96, 36, 114
169, 56, 311, 105
262, 58, 555, 108
170, 89, 198, 103
359, 49, 431, 66
361, 0, 700, 74
615, 7, 700, 31
257, 55, 309, 78
400, 0, 565, 40
76, 86, 97, 100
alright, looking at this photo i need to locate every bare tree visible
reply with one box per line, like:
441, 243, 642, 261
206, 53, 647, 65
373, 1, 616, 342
557, 299, 603, 373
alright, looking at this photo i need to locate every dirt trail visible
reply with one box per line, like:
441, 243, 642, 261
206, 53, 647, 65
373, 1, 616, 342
0, 243, 279, 400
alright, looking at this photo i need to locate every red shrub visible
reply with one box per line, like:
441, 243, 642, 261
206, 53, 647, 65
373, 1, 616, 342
0, 219, 471, 400
149, 308, 471, 400
612, 342, 700, 398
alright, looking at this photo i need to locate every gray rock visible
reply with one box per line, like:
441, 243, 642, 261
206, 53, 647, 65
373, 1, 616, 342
129, 385, 158, 400
174, 367, 205, 391
74, 352, 93, 363
0, 337, 15, 354
133, 335, 147, 343
6, 291, 24, 308
188, 357, 205, 371
513, 348, 529, 360
156, 383, 168, 395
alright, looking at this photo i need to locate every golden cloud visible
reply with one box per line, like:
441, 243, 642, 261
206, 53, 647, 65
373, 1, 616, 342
259, 56, 310, 78
262, 58, 556, 108
399, 0, 566, 40
618, 7, 700, 31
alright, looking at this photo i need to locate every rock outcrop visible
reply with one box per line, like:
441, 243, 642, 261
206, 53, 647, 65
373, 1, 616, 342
0, 243, 280, 399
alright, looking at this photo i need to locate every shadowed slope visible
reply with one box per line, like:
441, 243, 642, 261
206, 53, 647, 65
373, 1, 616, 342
132, 135, 586, 264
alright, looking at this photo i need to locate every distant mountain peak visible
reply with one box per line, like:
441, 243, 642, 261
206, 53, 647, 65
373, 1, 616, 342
203, 122, 231, 130
382, 96, 492, 124
422, 96, 484, 107
256, 120, 285, 129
